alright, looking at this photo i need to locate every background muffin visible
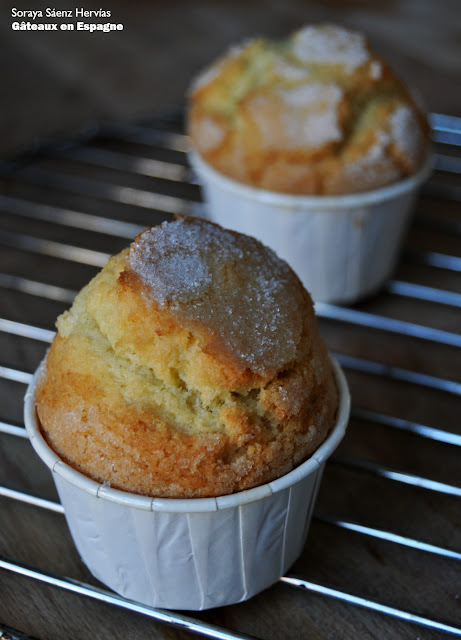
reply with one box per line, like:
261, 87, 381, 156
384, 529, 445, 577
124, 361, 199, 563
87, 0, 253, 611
188, 24, 430, 195
36, 216, 338, 498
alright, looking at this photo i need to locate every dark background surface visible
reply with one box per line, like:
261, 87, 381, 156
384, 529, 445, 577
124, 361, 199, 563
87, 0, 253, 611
1, 0, 460, 156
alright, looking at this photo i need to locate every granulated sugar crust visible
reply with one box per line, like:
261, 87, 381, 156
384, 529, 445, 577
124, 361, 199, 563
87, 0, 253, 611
127, 217, 301, 374
35, 218, 338, 498
188, 23, 429, 194
292, 24, 370, 73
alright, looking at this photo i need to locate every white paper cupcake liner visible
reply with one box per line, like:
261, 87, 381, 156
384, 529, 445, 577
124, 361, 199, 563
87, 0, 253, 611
24, 357, 350, 610
190, 152, 432, 304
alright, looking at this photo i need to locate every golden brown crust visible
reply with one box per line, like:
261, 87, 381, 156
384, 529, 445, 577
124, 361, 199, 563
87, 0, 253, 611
188, 24, 430, 195
36, 217, 338, 498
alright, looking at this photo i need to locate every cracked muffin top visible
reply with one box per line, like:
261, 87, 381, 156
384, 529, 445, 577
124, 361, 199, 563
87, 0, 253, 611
188, 24, 430, 194
36, 217, 338, 498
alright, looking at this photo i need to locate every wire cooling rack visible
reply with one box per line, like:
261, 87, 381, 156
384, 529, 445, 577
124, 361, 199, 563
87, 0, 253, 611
0, 110, 460, 640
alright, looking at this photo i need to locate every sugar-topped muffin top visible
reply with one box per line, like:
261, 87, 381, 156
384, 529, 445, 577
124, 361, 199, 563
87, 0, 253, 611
37, 216, 338, 498
127, 217, 305, 374
188, 24, 429, 194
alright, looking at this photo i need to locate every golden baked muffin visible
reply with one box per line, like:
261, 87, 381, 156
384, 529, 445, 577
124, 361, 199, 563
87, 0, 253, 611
36, 216, 338, 498
188, 24, 430, 194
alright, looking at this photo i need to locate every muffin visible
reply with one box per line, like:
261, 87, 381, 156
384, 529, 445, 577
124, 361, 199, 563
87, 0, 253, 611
188, 23, 430, 195
35, 216, 338, 499
188, 24, 432, 304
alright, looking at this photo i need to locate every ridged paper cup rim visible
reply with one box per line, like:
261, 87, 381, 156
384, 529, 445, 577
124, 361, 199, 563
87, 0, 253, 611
24, 356, 350, 513
190, 150, 433, 210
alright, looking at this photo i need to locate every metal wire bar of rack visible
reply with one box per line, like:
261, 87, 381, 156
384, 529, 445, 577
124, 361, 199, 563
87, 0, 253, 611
0, 111, 460, 639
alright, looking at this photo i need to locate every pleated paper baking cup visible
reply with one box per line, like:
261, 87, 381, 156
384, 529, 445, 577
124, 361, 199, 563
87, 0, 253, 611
24, 357, 350, 611
190, 152, 432, 304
